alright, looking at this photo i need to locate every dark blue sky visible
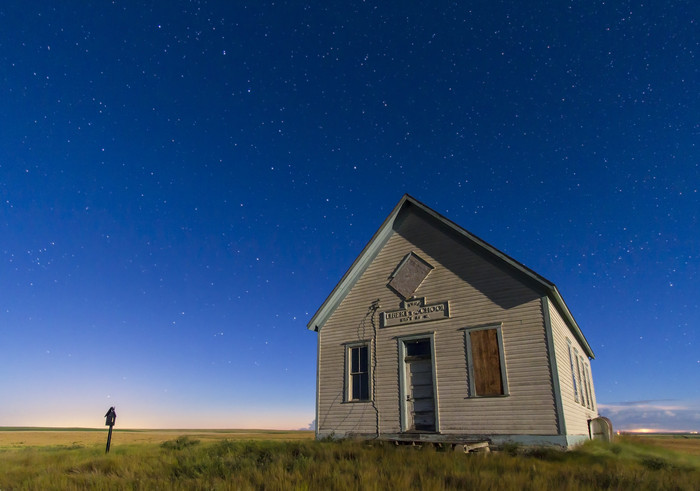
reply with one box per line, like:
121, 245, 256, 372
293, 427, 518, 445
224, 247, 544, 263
1, 1, 697, 430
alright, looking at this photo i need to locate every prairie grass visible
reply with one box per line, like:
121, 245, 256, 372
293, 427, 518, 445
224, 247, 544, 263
0, 428, 313, 448
623, 434, 700, 456
0, 433, 698, 490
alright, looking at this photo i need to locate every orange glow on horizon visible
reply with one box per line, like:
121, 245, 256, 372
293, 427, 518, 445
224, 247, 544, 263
621, 427, 697, 434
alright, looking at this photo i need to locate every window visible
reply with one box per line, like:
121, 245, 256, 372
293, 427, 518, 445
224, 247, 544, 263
574, 349, 586, 407
405, 338, 431, 358
580, 357, 593, 409
567, 340, 579, 403
347, 344, 370, 401
584, 364, 595, 410
465, 325, 508, 396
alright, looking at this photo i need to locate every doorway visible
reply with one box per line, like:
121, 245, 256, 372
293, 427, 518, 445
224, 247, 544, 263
400, 337, 437, 432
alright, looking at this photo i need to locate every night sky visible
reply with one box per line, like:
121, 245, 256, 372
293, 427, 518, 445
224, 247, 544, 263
1, 2, 697, 431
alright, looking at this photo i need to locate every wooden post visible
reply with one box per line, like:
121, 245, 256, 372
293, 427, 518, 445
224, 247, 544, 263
105, 424, 113, 453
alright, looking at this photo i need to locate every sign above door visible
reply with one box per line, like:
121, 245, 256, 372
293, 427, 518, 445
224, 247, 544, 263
381, 297, 450, 328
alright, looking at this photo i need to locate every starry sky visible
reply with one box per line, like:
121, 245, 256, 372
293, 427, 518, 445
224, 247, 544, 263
1, 1, 697, 431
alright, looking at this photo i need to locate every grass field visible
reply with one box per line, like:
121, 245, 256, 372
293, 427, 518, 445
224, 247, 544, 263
0, 427, 313, 448
621, 433, 700, 456
1, 429, 698, 490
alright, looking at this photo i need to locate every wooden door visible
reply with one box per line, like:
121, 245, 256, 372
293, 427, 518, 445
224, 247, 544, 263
404, 339, 435, 432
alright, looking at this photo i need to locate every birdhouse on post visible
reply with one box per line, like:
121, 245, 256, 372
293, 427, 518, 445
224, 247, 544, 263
104, 406, 116, 453
105, 407, 116, 427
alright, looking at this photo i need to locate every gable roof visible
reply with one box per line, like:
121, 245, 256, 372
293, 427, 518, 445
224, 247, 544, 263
307, 194, 594, 358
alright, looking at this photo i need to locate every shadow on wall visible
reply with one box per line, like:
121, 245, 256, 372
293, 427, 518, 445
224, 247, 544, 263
393, 206, 543, 311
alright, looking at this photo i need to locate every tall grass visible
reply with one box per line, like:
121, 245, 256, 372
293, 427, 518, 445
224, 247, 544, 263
1, 436, 698, 490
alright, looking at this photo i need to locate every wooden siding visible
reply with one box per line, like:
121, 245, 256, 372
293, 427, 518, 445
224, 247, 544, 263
317, 208, 559, 437
548, 299, 598, 436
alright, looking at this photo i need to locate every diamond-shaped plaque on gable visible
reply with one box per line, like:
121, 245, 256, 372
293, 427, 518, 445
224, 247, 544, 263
388, 252, 433, 299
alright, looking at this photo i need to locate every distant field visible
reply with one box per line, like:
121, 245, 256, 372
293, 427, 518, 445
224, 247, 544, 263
0, 427, 313, 448
1, 430, 698, 490
623, 433, 700, 456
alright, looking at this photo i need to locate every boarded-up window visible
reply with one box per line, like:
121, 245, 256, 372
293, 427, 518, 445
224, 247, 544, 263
348, 345, 369, 401
388, 252, 433, 299
467, 327, 507, 396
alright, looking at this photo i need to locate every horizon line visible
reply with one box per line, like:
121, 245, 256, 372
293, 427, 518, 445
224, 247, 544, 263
0, 426, 314, 432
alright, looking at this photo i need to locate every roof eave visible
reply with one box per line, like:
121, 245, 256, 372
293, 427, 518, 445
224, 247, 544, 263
548, 287, 595, 359
306, 194, 412, 331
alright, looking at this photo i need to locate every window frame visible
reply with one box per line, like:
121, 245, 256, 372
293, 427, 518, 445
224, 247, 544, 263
567, 339, 580, 403
580, 356, 592, 409
574, 348, 586, 407
344, 341, 372, 403
463, 324, 509, 397
584, 363, 595, 410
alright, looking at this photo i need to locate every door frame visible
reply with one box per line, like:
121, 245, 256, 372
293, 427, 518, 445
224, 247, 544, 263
398, 332, 439, 433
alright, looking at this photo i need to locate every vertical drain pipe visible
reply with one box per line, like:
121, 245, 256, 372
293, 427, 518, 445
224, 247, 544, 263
370, 299, 381, 439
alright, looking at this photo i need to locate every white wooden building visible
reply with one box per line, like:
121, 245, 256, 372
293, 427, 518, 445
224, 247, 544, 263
307, 195, 600, 447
